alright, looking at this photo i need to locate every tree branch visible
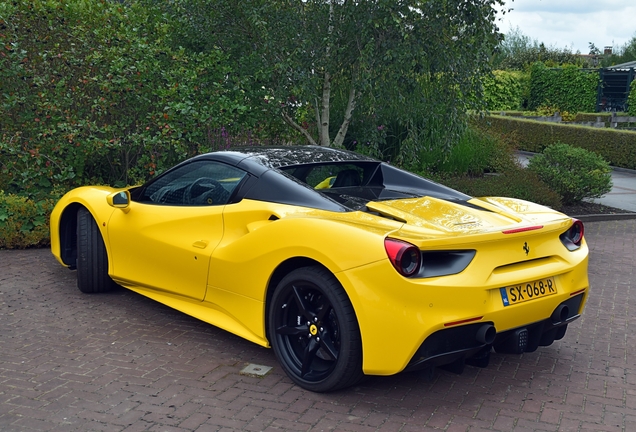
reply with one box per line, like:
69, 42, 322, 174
281, 111, 318, 146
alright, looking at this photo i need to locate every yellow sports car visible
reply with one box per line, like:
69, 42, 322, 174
50, 146, 589, 392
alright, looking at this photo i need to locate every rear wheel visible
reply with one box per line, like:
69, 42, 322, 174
268, 266, 363, 392
76, 207, 115, 293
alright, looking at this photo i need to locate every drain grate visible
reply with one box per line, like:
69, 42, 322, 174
240, 363, 273, 377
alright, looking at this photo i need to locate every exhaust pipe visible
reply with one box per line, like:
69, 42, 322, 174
551, 305, 569, 323
476, 324, 496, 344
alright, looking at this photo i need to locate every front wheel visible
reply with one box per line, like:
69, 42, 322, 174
268, 266, 363, 392
76, 207, 116, 293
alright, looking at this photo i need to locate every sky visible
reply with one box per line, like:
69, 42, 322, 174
497, 0, 636, 54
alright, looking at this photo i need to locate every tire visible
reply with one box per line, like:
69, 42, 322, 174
76, 207, 115, 293
268, 266, 363, 392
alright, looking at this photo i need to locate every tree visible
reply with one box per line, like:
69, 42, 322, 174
493, 26, 582, 70
599, 33, 636, 66
621, 35, 636, 62
148, 0, 504, 160
588, 43, 601, 56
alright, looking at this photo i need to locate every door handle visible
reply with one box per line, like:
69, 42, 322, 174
192, 240, 209, 249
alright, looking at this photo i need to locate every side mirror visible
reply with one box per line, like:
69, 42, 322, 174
107, 190, 130, 210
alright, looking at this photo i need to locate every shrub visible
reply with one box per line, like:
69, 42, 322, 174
423, 126, 563, 210
527, 143, 612, 204
442, 167, 563, 210
417, 127, 516, 176
0, 0, 274, 196
0, 192, 56, 249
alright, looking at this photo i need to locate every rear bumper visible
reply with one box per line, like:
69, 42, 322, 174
404, 293, 584, 372
339, 250, 589, 375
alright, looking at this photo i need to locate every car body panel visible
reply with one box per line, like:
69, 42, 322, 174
202, 200, 404, 345
207, 200, 399, 299
107, 201, 223, 301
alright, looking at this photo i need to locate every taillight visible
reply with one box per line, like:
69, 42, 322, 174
560, 219, 584, 251
384, 238, 421, 277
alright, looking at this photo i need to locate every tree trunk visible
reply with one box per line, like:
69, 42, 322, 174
319, 71, 331, 147
333, 85, 356, 148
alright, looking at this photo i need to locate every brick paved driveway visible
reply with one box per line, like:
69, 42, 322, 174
1, 220, 635, 431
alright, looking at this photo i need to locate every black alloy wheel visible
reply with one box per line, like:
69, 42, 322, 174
268, 266, 363, 392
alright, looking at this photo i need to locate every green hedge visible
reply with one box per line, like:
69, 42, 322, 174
488, 63, 600, 116
478, 115, 636, 169
498, 112, 612, 122
528, 63, 598, 113
498, 112, 631, 126
483, 71, 528, 111
629, 80, 636, 116
573, 113, 612, 123
495, 111, 525, 116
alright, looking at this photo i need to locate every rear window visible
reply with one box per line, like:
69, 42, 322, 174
281, 162, 380, 190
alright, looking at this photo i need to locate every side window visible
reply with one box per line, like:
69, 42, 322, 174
139, 161, 247, 206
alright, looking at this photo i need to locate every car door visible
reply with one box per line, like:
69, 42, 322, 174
107, 160, 247, 301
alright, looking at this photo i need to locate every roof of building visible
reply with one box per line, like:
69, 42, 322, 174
605, 60, 636, 70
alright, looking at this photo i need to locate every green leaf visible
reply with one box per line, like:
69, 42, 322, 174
38, 177, 52, 187
20, 221, 34, 233
33, 215, 47, 227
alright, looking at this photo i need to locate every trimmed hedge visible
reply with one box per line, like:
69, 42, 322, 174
483, 70, 528, 111
497, 111, 633, 127
499, 112, 617, 123
573, 113, 612, 123
478, 115, 636, 169
528, 63, 598, 113
486, 63, 600, 117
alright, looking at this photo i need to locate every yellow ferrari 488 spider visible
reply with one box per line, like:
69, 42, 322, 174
50, 146, 589, 392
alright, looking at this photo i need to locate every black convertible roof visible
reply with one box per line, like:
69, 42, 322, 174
235, 145, 377, 167
196, 145, 376, 174
158, 145, 472, 212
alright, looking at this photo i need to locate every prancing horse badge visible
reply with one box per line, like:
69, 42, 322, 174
523, 242, 530, 256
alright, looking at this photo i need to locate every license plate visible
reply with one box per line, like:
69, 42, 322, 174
500, 277, 557, 306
